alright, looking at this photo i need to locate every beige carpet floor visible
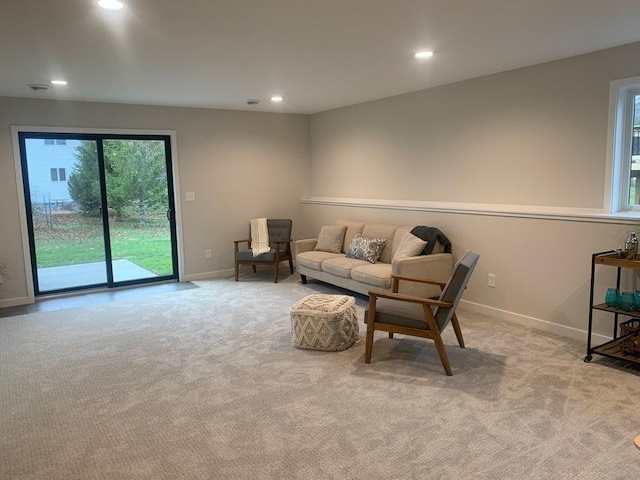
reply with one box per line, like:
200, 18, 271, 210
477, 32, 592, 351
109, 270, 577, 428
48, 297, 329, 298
1, 272, 639, 479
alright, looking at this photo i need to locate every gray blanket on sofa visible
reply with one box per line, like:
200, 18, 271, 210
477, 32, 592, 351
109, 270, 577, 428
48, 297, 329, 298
410, 226, 452, 255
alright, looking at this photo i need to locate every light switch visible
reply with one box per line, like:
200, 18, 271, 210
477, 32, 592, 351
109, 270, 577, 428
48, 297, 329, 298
185, 192, 195, 201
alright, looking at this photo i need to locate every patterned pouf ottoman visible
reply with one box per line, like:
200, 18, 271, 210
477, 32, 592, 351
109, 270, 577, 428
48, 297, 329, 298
290, 294, 359, 351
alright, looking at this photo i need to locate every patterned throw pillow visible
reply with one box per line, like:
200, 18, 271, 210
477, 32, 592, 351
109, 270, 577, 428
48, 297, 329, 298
314, 225, 347, 253
393, 232, 428, 260
345, 233, 386, 264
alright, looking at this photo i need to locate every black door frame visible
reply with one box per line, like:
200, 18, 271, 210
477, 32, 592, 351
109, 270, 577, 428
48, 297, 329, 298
19, 131, 179, 295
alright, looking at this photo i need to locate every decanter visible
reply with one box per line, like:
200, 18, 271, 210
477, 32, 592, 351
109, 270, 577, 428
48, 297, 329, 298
624, 232, 638, 259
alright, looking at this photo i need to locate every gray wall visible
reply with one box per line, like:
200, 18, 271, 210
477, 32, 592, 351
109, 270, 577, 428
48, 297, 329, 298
307, 41, 640, 340
3, 41, 640, 342
0, 98, 311, 305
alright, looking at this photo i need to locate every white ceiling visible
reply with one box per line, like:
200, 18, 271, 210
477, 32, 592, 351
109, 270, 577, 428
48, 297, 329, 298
2, 0, 640, 114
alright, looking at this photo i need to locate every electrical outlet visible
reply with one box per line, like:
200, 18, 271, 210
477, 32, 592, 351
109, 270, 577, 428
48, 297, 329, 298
185, 192, 196, 201
488, 273, 496, 288
205, 249, 212, 259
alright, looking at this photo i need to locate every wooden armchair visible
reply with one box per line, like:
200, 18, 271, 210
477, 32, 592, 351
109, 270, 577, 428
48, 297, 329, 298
234, 219, 294, 283
365, 251, 479, 375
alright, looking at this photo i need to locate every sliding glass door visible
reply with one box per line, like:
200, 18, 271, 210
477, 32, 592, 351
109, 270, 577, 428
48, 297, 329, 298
19, 132, 178, 295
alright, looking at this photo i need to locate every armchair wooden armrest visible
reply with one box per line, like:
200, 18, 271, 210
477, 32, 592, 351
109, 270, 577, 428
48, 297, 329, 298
368, 288, 453, 309
390, 274, 447, 293
233, 238, 251, 253
274, 239, 293, 257
274, 239, 292, 248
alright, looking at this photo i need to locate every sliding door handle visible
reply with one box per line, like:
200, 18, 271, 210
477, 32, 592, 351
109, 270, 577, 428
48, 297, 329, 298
166, 209, 174, 221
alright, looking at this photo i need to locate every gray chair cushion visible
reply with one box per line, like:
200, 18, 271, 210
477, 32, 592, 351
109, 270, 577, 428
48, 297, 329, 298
236, 249, 281, 262
267, 219, 292, 246
365, 298, 428, 330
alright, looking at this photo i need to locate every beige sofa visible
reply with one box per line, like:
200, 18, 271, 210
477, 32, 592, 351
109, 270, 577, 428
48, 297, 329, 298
295, 220, 454, 298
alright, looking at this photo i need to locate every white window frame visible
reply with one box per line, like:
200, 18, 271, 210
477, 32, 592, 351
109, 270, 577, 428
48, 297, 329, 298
607, 75, 640, 214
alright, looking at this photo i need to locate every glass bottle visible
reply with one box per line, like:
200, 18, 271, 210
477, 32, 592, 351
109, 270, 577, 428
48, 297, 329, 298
624, 232, 638, 260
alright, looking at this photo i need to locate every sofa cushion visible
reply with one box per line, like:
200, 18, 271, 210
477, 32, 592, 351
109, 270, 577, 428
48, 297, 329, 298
393, 232, 428, 260
314, 225, 347, 253
351, 263, 392, 289
322, 256, 369, 278
345, 233, 386, 264
362, 224, 397, 263
391, 227, 410, 258
337, 220, 365, 253
297, 251, 344, 271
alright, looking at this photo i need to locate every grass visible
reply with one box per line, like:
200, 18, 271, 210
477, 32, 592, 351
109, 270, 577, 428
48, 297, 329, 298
33, 210, 174, 276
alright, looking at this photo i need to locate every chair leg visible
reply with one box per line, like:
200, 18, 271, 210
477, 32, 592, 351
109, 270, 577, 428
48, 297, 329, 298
300, 274, 307, 284
365, 313, 376, 364
288, 256, 294, 274
388, 333, 394, 339
252, 265, 257, 273
432, 333, 453, 376
365, 325, 374, 363
273, 262, 280, 283
451, 313, 465, 348
235, 261, 239, 281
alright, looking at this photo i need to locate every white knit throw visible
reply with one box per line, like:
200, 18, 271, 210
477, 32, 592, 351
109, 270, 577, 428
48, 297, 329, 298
250, 218, 270, 257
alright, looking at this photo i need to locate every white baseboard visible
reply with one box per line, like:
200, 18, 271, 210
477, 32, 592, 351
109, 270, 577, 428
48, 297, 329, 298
183, 269, 235, 282
460, 300, 612, 345
0, 296, 31, 308
183, 263, 297, 282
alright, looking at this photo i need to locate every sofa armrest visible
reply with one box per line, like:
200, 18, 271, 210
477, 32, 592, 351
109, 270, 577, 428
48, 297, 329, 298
294, 238, 318, 257
392, 253, 454, 298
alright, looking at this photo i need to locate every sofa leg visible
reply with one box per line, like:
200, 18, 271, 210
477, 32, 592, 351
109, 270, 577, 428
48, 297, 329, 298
300, 274, 307, 284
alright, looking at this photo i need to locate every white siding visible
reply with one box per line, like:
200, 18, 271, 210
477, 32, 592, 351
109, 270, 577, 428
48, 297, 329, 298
24, 139, 81, 205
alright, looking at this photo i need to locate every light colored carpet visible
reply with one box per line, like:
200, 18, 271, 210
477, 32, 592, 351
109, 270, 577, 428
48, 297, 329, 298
1, 272, 639, 479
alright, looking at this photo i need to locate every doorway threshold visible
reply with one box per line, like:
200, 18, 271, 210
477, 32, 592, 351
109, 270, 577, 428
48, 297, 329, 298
0, 281, 198, 318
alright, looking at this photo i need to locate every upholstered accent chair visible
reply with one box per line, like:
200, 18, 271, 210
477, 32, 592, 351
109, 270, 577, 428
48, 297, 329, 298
234, 219, 294, 283
365, 251, 479, 375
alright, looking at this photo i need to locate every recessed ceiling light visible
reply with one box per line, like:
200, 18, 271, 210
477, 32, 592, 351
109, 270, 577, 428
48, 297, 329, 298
98, 0, 125, 10
28, 84, 49, 92
415, 51, 434, 59
271, 96, 284, 102
51, 80, 68, 85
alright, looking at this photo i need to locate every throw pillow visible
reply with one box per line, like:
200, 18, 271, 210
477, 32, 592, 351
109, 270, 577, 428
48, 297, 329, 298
345, 233, 386, 264
393, 232, 428, 260
314, 225, 347, 253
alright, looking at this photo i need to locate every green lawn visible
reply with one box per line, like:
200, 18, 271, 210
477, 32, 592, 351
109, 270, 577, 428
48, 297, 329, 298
33, 210, 174, 276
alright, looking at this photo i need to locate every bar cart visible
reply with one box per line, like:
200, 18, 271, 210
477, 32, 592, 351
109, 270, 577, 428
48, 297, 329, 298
585, 250, 640, 364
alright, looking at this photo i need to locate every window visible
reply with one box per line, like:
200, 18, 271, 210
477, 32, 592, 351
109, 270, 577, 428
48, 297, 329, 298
50, 168, 66, 182
44, 139, 67, 145
610, 77, 640, 213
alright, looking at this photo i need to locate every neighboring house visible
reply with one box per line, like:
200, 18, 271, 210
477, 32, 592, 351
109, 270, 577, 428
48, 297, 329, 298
24, 138, 80, 207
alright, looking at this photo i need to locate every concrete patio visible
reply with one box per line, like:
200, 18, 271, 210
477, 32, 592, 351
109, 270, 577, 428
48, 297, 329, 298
38, 259, 157, 292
